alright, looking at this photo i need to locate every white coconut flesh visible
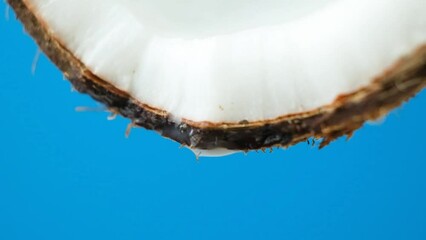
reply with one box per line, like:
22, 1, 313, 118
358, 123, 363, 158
24, 0, 426, 124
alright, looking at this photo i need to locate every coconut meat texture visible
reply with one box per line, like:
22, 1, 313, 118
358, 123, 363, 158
10, 0, 426, 155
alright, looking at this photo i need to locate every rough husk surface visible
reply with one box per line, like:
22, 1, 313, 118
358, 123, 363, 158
9, 0, 426, 151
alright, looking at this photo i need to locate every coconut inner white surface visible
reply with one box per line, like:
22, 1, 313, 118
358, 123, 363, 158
123, 0, 337, 37
28, 0, 426, 123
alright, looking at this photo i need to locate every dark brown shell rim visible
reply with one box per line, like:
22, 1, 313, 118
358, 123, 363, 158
9, 0, 426, 151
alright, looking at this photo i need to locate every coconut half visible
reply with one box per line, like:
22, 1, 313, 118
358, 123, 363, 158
8, 0, 426, 156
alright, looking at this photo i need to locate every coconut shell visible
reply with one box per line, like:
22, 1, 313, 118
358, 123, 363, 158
8, 0, 426, 151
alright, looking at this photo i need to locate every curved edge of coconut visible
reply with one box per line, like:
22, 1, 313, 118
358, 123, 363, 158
9, 0, 426, 151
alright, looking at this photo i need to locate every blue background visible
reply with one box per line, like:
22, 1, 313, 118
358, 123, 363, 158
1, 3, 426, 239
